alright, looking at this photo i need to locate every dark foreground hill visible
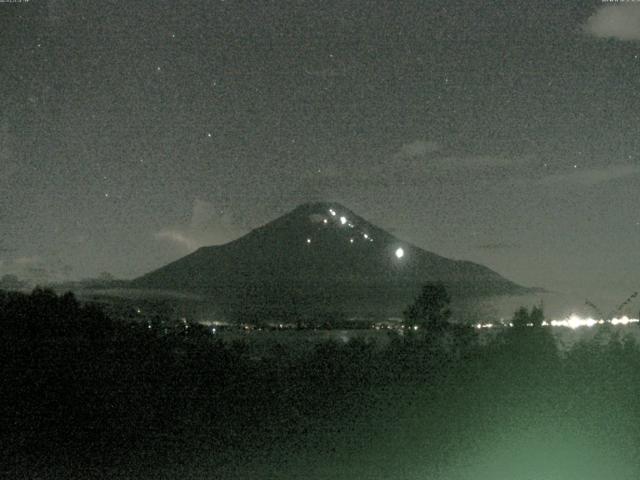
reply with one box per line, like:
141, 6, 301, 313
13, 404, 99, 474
131, 202, 531, 320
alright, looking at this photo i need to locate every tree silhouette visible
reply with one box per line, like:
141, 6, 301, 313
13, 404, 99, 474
501, 303, 558, 373
0, 288, 115, 341
512, 304, 545, 329
529, 304, 544, 327
403, 282, 452, 331
512, 306, 530, 329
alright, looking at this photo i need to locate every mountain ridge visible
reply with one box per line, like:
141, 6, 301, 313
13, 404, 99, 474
131, 202, 532, 318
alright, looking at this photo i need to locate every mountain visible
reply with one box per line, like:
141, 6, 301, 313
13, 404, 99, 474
131, 202, 531, 320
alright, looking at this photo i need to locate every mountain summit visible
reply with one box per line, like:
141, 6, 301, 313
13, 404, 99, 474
132, 202, 529, 318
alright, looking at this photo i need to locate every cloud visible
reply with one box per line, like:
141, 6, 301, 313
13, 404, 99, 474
300, 163, 342, 181
385, 141, 535, 182
302, 58, 362, 79
541, 164, 640, 187
298, 138, 533, 190
155, 199, 246, 251
476, 242, 521, 250
0, 256, 62, 285
13, 256, 41, 266
155, 230, 201, 250
393, 139, 533, 169
397, 140, 442, 159
583, 4, 640, 41
391, 143, 639, 189
438, 154, 531, 170
321, 141, 538, 189
303, 65, 355, 79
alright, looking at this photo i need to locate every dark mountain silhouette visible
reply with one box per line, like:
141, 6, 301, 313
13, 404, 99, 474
131, 202, 531, 320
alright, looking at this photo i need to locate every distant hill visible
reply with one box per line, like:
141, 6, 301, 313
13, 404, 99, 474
131, 202, 531, 320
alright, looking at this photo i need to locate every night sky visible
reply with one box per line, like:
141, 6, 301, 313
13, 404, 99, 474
1, 0, 639, 302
